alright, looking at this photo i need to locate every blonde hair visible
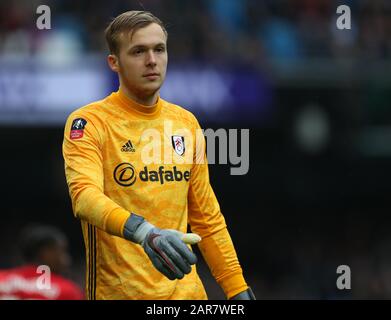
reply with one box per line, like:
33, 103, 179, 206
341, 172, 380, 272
105, 11, 167, 55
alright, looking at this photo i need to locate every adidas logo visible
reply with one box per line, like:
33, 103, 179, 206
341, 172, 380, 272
121, 140, 135, 152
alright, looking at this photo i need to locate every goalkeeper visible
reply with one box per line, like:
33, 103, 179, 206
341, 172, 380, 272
62, 10, 255, 300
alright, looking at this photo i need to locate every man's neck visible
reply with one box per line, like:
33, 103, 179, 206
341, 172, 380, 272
120, 85, 158, 107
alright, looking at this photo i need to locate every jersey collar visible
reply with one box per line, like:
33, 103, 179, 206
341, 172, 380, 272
113, 88, 163, 119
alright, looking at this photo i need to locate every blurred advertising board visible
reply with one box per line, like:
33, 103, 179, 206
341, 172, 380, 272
0, 56, 272, 125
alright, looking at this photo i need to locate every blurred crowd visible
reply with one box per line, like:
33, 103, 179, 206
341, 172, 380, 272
1, 0, 391, 64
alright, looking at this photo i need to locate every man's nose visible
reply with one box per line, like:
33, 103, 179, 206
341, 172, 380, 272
145, 50, 157, 66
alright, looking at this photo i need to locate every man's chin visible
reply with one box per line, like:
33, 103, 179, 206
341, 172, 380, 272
141, 83, 162, 95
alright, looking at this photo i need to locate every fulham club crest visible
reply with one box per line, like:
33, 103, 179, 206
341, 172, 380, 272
171, 136, 185, 156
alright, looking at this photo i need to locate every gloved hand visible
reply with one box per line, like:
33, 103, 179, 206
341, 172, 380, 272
123, 213, 201, 280
230, 287, 256, 300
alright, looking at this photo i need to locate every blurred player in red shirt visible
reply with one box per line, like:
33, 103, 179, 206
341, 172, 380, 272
0, 225, 84, 300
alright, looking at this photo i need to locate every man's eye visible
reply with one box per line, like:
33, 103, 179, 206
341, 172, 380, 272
133, 49, 143, 55
155, 47, 165, 53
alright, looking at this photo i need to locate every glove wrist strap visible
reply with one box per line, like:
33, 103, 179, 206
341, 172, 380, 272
123, 213, 155, 244
230, 287, 256, 300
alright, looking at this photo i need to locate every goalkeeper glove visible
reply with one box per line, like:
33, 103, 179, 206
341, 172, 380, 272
230, 287, 256, 300
123, 213, 201, 280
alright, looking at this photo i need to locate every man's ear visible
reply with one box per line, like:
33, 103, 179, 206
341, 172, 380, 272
107, 54, 119, 72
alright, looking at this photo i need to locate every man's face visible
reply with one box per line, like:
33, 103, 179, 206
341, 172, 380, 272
111, 23, 168, 101
39, 240, 71, 275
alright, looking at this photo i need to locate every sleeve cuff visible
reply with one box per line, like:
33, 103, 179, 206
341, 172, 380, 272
217, 271, 248, 299
105, 207, 130, 237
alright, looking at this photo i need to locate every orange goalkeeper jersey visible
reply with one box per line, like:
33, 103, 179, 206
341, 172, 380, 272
63, 89, 248, 299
